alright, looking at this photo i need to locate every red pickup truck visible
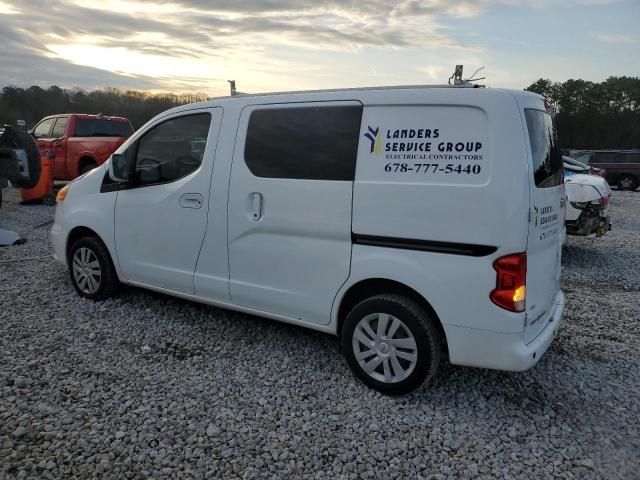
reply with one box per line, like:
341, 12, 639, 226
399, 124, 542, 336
31, 114, 134, 180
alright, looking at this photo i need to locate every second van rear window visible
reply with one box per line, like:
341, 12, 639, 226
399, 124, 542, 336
244, 106, 362, 181
524, 109, 563, 188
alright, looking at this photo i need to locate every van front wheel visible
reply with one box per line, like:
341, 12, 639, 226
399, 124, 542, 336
68, 236, 120, 301
341, 294, 441, 395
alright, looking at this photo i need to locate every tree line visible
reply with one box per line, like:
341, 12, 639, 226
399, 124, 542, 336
1, 78, 639, 149
526, 76, 639, 149
0, 86, 207, 130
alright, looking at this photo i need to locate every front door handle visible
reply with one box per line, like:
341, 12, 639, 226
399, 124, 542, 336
179, 193, 203, 209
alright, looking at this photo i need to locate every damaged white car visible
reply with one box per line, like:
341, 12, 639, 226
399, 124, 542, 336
564, 157, 612, 236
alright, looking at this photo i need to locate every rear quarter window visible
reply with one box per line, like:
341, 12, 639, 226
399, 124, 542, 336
524, 109, 563, 188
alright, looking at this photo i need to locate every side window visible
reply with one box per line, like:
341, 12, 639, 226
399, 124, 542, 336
51, 117, 68, 138
133, 113, 211, 186
574, 152, 592, 164
524, 109, 563, 188
74, 119, 93, 137
244, 105, 363, 181
624, 153, 640, 164
33, 118, 55, 138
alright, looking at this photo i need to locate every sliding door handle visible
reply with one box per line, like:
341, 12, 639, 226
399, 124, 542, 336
251, 192, 262, 221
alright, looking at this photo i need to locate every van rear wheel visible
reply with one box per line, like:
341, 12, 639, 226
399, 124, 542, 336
68, 236, 120, 301
341, 294, 441, 395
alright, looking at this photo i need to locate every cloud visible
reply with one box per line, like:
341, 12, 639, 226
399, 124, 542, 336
0, 0, 627, 92
0, 0, 494, 92
597, 33, 638, 44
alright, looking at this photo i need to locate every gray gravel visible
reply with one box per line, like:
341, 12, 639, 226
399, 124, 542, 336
1, 186, 639, 479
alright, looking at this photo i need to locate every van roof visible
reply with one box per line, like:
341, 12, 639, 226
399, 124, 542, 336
206, 82, 484, 102
159, 84, 539, 116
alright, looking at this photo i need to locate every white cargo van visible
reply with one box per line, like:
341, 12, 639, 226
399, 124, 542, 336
51, 84, 566, 394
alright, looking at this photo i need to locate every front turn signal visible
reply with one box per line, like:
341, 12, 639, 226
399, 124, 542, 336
56, 184, 70, 202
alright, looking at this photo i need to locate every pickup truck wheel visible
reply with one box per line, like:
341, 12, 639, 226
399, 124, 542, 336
68, 236, 120, 301
617, 174, 637, 191
341, 294, 441, 395
79, 161, 97, 176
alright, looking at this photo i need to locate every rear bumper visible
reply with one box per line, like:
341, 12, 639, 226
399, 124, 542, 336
445, 290, 565, 371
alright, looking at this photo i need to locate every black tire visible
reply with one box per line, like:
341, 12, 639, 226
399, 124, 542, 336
341, 294, 441, 395
8, 129, 41, 189
79, 161, 97, 176
617, 174, 638, 191
68, 236, 120, 301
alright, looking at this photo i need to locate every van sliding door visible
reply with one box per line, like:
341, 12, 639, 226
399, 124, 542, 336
227, 102, 362, 325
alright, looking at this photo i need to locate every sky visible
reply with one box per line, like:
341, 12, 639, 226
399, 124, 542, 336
0, 0, 638, 96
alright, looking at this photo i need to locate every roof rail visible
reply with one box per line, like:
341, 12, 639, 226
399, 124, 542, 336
207, 66, 486, 101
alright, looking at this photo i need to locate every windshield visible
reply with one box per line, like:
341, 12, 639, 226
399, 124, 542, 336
525, 109, 563, 188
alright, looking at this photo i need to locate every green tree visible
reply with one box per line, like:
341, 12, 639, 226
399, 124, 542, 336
525, 77, 640, 149
0, 86, 208, 130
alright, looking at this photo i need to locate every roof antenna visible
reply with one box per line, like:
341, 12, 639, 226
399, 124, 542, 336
466, 66, 486, 83
449, 65, 464, 85
228, 80, 237, 96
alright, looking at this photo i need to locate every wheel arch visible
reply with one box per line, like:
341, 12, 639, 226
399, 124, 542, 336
336, 278, 448, 355
66, 226, 101, 263
77, 155, 97, 175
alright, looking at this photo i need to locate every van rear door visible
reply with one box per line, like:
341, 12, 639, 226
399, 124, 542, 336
521, 104, 564, 343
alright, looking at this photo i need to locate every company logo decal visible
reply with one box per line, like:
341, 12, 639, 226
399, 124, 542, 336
363, 122, 486, 179
535, 204, 559, 240
364, 126, 382, 155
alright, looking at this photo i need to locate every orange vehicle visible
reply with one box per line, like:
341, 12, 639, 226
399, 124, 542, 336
20, 148, 55, 205
30, 113, 134, 180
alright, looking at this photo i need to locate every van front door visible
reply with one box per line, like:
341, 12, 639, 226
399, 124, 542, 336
114, 108, 222, 294
227, 102, 362, 325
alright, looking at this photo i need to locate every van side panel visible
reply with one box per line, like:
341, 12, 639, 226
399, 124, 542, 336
349, 90, 530, 335
352, 90, 528, 252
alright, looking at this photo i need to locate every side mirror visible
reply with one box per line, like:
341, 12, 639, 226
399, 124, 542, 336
109, 153, 129, 182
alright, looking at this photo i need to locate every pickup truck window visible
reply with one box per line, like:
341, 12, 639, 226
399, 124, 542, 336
74, 119, 134, 138
51, 117, 68, 138
33, 118, 55, 138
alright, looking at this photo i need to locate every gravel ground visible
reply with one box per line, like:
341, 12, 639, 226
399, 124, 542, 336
1, 186, 639, 479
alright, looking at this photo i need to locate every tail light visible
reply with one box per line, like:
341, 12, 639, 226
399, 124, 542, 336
490, 253, 527, 312
600, 195, 610, 208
